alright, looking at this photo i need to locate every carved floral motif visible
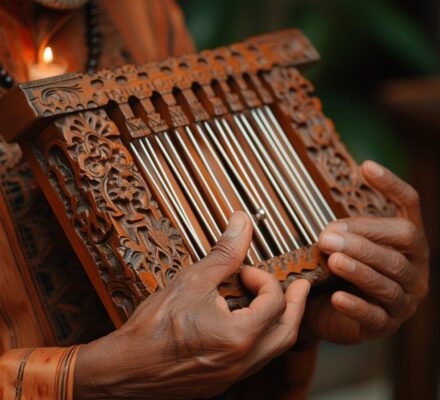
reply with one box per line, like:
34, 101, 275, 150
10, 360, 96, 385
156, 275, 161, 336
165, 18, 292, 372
45, 110, 190, 320
0, 29, 397, 319
0, 29, 318, 128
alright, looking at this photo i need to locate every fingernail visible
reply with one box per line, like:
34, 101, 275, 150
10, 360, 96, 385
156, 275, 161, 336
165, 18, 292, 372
365, 160, 384, 178
328, 222, 348, 232
335, 294, 356, 310
333, 254, 356, 273
223, 212, 247, 238
319, 231, 345, 251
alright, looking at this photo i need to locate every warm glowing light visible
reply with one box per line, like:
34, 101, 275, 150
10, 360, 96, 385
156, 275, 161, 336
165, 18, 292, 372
42, 47, 54, 64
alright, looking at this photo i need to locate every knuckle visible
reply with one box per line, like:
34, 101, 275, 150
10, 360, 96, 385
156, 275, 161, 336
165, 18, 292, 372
356, 238, 372, 261
227, 334, 254, 357
385, 283, 402, 303
181, 269, 204, 288
211, 240, 242, 266
400, 219, 418, 246
384, 174, 402, 193
366, 309, 387, 331
389, 253, 408, 281
273, 291, 287, 316
357, 265, 376, 287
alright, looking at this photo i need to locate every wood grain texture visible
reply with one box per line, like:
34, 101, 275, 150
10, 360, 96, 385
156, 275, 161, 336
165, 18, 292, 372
0, 29, 394, 324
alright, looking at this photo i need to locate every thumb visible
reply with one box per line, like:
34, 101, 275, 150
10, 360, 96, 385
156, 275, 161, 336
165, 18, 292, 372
197, 211, 253, 286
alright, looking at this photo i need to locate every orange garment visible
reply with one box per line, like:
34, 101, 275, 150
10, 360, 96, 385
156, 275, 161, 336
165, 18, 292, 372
0, 1, 194, 398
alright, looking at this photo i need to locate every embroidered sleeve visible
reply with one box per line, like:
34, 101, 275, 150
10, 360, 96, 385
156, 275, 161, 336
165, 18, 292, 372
0, 346, 81, 400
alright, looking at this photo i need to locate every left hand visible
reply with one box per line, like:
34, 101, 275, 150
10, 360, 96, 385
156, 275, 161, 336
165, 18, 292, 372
304, 160, 430, 344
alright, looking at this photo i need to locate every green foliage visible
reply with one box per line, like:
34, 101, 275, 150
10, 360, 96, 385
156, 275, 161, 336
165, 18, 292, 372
181, 0, 440, 176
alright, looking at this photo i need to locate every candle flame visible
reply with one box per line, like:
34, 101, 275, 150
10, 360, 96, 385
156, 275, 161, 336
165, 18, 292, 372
42, 47, 54, 64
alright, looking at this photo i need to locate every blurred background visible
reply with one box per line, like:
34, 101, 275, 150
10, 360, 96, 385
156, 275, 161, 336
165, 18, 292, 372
181, 1, 440, 399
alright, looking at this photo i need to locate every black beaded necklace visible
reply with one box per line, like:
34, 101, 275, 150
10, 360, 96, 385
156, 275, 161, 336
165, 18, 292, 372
0, 0, 101, 90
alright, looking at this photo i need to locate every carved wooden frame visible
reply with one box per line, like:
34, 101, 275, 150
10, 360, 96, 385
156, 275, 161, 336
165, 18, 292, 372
0, 30, 394, 325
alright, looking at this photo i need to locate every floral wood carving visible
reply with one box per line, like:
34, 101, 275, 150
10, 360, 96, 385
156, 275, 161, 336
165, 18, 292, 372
0, 29, 396, 321
43, 109, 190, 321
0, 29, 319, 142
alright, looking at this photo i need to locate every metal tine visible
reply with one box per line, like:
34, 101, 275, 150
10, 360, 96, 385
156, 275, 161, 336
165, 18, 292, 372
140, 138, 208, 258
175, 128, 229, 227
263, 105, 336, 222
130, 141, 201, 261
211, 118, 290, 254
240, 112, 319, 241
159, 131, 222, 243
256, 107, 329, 228
219, 117, 301, 250
185, 125, 261, 264
203, 121, 275, 258
251, 108, 326, 231
234, 114, 315, 244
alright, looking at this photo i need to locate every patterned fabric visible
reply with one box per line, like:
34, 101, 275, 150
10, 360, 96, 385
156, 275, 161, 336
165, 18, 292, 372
0, 346, 81, 400
0, 136, 113, 348
0, 1, 195, 397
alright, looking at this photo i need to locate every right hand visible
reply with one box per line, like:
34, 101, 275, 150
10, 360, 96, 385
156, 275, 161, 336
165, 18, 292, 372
74, 212, 310, 399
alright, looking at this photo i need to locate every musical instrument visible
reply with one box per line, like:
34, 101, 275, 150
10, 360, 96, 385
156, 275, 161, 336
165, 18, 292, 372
0, 29, 395, 326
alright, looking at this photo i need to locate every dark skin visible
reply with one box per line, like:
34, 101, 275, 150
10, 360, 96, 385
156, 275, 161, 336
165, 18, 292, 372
74, 160, 429, 398
75, 212, 311, 399
308, 161, 429, 344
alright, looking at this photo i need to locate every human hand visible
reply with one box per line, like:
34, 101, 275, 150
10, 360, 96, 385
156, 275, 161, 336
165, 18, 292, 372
305, 161, 429, 344
74, 212, 311, 399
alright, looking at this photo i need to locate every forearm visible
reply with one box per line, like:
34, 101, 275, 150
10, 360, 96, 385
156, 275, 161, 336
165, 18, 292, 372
0, 346, 81, 400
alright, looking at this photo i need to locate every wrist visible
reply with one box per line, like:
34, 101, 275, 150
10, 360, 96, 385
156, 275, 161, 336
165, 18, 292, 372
74, 335, 120, 400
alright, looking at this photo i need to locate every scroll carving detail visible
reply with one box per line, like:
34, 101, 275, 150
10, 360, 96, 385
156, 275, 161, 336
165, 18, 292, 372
45, 109, 190, 320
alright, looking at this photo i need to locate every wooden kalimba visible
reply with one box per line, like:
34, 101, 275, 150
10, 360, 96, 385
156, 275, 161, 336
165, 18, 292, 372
0, 30, 395, 326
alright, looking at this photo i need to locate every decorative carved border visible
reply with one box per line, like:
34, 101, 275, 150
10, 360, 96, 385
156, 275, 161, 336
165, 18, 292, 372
0, 29, 394, 320
37, 109, 190, 321
262, 66, 396, 217
0, 29, 319, 142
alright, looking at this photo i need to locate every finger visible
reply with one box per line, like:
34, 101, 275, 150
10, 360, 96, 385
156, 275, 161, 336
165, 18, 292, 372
331, 291, 391, 333
238, 280, 310, 377
279, 279, 310, 326
361, 161, 422, 227
195, 212, 253, 286
232, 266, 286, 331
319, 230, 417, 289
328, 253, 408, 316
326, 217, 423, 255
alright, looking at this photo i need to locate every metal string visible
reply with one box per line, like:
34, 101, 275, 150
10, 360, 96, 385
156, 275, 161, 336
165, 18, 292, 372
197, 122, 274, 259
139, 138, 208, 257
252, 108, 327, 231
174, 128, 229, 228
264, 105, 336, 222
215, 118, 298, 252
234, 113, 315, 244
130, 142, 201, 260
186, 125, 261, 264
156, 133, 221, 243
205, 119, 286, 254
